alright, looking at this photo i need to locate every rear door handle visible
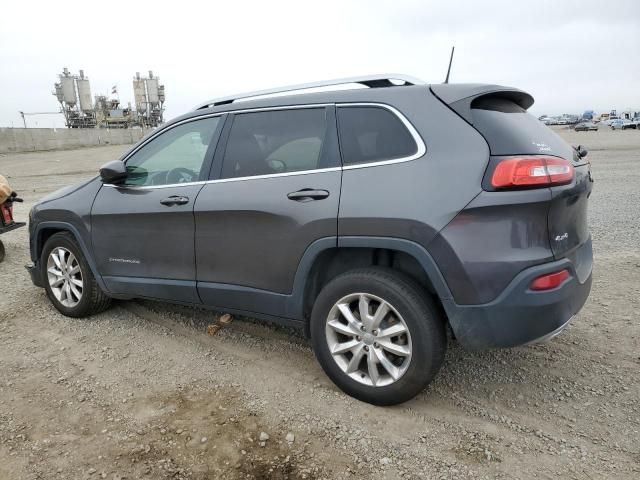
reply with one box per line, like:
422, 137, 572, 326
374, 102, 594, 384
287, 189, 330, 202
160, 195, 190, 206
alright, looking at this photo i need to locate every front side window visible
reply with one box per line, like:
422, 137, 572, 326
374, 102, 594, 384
337, 106, 418, 165
221, 108, 326, 179
125, 116, 220, 186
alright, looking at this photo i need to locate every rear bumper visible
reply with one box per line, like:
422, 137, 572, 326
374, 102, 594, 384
447, 239, 593, 349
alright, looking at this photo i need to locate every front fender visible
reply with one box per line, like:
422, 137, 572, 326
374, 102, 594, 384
30, 221, 108, 293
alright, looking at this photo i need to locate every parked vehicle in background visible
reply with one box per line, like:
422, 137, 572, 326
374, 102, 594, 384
26, 74, 595, 405
574, 122, 598, 132
581, 110, 595, 121
604, 116, 620, 126
610, 119, 629, 130
621, 118, 640, 130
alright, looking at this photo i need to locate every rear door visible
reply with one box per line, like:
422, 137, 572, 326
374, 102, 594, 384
194, 106, 341, 311
91, 115, 222, 302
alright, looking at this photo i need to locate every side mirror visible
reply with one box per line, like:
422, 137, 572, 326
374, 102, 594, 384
99, 160, 127, 184
575, 145, 588, 158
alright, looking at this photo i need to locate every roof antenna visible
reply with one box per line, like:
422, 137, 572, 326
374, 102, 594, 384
444, 46, 455, 84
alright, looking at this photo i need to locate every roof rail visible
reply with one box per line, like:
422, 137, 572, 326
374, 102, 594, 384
193, 74, 426, 110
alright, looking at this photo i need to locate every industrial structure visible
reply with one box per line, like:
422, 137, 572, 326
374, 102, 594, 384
133, 71, 165, 128
53, 68, 97, 128
94, 96, 135, 129
51, 68, 166, 129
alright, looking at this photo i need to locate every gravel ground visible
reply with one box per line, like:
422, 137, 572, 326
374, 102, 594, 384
0, 128, 638, 479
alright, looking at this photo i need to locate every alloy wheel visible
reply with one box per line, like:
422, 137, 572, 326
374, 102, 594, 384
325, 293, 412, 387
46, 247, 83, 308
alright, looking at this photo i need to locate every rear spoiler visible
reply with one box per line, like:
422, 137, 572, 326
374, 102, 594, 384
430, 84, 534, 124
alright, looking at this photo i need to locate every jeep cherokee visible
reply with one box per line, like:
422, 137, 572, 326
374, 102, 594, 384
27, 74, 593, 405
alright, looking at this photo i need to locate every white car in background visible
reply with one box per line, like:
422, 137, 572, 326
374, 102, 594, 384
610, 119, 630, 130
622, 118, 640, 130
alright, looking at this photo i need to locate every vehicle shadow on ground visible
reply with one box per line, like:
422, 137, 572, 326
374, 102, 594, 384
112, 297, 568, 408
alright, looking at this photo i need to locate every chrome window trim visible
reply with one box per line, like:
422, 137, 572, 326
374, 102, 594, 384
206, 167, 342, 184
105, 102, 425, 190
337, 103, 427, 171
103, 181, 208, 190
103, 167, 343, 190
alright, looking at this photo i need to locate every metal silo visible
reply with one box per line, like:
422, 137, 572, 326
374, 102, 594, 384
145, 70, 159, 106
76, 70, 93, 113
61, 75, 77, 107
133, 72, 147, 113
53, 67, 97, 128
54, 83, 64, 103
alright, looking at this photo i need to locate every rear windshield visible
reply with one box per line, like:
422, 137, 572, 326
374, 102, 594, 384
471, 96, 573, 159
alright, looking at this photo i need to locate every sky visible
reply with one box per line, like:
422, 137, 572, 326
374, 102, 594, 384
1, 0, 638, 128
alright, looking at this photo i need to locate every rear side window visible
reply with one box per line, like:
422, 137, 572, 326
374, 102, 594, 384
221, 108, 327, 179
337, 106, 417, 165
471, 96, 573, 159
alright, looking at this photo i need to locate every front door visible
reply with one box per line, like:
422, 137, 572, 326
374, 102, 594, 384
194, 107, 341, 314
91, 115, 222, 303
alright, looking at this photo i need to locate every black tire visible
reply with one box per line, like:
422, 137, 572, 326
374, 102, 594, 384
41, 232, 111, 317
310, 267, 447, 406
0, 239, 5, 263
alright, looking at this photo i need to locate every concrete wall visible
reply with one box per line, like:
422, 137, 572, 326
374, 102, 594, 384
0, 128, 151, 154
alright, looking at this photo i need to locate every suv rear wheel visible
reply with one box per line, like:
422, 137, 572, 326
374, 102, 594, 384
310, 267, 446, 405
41, 232, 112, 317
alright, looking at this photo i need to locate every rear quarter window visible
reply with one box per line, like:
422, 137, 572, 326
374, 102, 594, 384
337, 106, 418, 165
471, 96, 573, 159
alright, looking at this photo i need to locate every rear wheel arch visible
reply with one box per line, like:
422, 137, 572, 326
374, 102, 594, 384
294, 237, 455, 328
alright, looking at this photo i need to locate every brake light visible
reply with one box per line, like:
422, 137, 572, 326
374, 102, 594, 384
491, 156, 574, 188
530, 269, 570, 291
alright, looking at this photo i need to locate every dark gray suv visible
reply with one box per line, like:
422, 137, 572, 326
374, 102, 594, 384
27, 75, 593, 405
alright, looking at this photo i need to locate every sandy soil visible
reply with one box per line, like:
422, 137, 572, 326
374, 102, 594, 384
0, 128, 638, 479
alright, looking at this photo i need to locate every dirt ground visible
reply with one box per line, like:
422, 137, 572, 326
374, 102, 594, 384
0, 127, 638, 479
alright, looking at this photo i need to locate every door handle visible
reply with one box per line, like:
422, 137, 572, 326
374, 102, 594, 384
160, 195, 190, 206
287, 189, 330, 202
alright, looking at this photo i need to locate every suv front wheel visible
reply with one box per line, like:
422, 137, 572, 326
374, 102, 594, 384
41, 232, 112, 318
310, 267, 446, 406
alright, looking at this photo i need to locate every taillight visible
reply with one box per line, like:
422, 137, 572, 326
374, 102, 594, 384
530, 269, 570, 291
1, 204, 12, 225
491, 156, 574, 189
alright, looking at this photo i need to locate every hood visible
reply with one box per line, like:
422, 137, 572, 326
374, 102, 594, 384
36, 176, 98, 205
